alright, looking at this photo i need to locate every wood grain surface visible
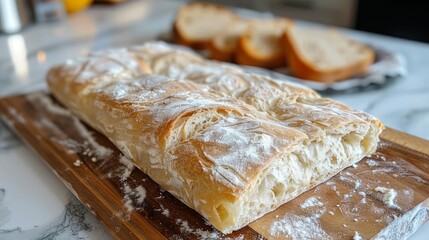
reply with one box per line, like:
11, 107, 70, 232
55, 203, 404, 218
1, 91, 429, 240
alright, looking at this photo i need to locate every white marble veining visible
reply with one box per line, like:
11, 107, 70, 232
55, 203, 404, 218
0, 0, 428, 239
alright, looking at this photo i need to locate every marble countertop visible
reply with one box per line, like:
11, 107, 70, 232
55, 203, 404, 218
0, 0, 428, 239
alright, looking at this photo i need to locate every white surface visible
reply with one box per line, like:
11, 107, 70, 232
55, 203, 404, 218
0, 0, 428, 239
0, 146, 70, 230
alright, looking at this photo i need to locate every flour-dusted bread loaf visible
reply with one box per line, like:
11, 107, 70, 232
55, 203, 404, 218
210, 19, 249, 62
236, 18, 293, 68
173, 2, 237, 49
283, 25, 375, 82
47, 42, 384, 234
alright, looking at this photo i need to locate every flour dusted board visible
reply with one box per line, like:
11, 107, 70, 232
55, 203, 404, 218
1, 92, 429, 240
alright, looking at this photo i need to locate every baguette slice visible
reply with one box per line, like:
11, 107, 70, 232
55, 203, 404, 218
236, 18, 293, 69
173, 2, 237, 49
283, 25, 375, 82
47, 42, 384, 234
209, 19, 249, 62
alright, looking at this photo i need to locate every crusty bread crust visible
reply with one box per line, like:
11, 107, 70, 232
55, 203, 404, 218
209, 20, 249, 62
173, 2, 237, 49
236, 36, 285, 68
283, 27, 375, 82
235, 19, 293, 69
209, 41, 235, 61
47, 42, 383, 234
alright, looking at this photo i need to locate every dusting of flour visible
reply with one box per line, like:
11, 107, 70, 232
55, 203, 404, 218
118, 155, 135, 181
375, 187, 398, 208
73, 159, 82, 167
176, 219, 220, 240
271, 195, 331, 239
353, 231, 363, 240
300, 196, 324, 209
270, 213, 331, 239
31, 93, 113, 160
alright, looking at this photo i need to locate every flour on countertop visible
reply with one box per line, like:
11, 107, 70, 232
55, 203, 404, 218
58, 139, 80, 154
353, 231, 363, 240
343, 194, 351, 200
270, 212, 331, 239
31, 93, 113, 160
367, 160, 378, 167
162, 208, 170, 217
73, 159, 82, 167
122, 183, 134, 212
375, 187, 398, 208
115, 174, 147, 214
300, 196, 324, 209
226, 235, 244, 240
354, 180, 361, 189
156, 204, 170, 217
124, 195, 134, 212
339, 175, 361, 190
118, 155, 135, 181
72, 118, 113, 159
28, 93, 72, 117
134, 186, 146, 204
372, 205, 385, 215
7, 107, 26, 124
176, 219, 220, 240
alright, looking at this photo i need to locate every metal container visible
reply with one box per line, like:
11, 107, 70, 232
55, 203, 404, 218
32, 0, 66, 23
0, 0, 33, 34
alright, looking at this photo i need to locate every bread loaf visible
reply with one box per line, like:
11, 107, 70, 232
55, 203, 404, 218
47, 42, 383, 233
283, 25, 375, 82
173, 2, 237, 49
210, 19, 249, 62
236, 19, 292, 68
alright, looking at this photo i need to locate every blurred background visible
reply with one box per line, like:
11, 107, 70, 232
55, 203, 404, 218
196, 0, 429, 43
2, 0, 428, 43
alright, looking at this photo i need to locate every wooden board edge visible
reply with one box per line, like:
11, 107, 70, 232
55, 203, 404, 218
1, 93, 429, 240
0, 98, 167, 240
372, 199, 429, 240
381, 127, 429, 157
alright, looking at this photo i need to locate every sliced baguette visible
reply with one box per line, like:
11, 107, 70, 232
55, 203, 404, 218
173, 3, 237, 49
209, 19, 249, 62
283, 25, 375, 82
236, 18, 293, 69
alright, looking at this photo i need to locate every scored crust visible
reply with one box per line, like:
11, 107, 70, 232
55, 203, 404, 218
283, 25, 375, 82
47, 42, 384, 233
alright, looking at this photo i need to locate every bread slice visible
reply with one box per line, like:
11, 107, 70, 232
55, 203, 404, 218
236, 18, 293, 69
283, 25, 375, 82
173, 3, 237, 49
209, 19, 249, 62
47, 42, 384, 234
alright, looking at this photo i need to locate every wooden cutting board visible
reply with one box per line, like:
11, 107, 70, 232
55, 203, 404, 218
1, 91, 429, 240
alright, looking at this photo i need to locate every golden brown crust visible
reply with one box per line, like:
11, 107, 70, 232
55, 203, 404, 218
282, 28, 375, 82
47, 42, 384, 234
235, 19, 293, 69
209, 19, 249, 62
209, 40, 235, 62
172, 22, 208, 49
236, 36, 285, 68
173, 2, 237, 49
